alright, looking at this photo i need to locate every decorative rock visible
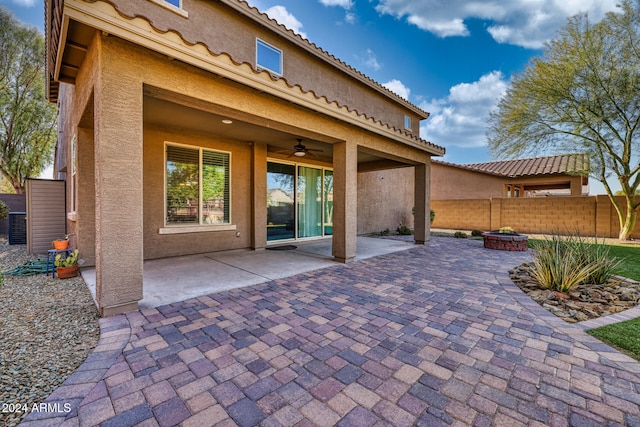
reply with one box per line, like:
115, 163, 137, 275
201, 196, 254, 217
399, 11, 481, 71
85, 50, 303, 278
0, 239, 99, 427
510, 263, 640, 323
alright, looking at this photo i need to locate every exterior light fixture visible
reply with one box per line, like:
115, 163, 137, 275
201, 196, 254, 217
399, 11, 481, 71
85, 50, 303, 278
222, 119, 233, 124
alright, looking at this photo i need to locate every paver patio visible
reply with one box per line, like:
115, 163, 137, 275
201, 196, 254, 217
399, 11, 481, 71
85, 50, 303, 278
22, 237, 640, 426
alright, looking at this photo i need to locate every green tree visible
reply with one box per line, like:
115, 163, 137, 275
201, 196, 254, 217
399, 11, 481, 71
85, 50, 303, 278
487, 0, 640, 240
0, 7, 56, 194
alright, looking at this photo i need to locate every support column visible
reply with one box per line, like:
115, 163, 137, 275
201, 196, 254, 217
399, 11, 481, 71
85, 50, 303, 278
490, 198, 502, 231
414, 161, 431, 244
94, 37, 143, 316
252, 141, 267, 250
570, 177, 582, 196
332, 141, 358, 263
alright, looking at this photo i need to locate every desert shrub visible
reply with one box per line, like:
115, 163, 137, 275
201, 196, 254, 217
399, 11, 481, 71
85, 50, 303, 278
397, 225, 412, 235
471, 229, 483, 237
430, 210, 435, 224
454, 231, 467, 238
0, 200, 8, 221
530, 232, 621, 292
380, 228, 390, 236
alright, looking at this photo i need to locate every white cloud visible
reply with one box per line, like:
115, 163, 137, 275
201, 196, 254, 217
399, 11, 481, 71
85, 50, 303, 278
345, 12, 356, 24
11, 0, 36, 6
383, 79, 410, 100
319, 0, 356, 25
420, 71, 508, 148
264, 5, 307, 39
374, 0, 618, 48
319, 0, 353, 8
357, 49, 382, 71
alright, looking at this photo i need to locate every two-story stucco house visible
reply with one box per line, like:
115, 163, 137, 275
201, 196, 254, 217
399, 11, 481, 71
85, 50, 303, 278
45, 0, 445, 316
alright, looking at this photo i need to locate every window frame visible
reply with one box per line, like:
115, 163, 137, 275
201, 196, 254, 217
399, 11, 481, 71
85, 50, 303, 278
404, 115, 412, 131
163, 142, 233, 232
147, 0, 189, 18
256, 38, 283, 76
71, 134, 77, 212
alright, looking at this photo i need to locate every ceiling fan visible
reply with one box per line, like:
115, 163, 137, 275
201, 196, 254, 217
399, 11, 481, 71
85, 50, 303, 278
277, 139, 323, 158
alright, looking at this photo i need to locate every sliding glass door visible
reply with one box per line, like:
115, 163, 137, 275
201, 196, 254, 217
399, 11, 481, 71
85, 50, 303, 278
267, 161, 332, 242
324, 170, 333, 235
267, 163, 295, 241
298, 166, 323, 238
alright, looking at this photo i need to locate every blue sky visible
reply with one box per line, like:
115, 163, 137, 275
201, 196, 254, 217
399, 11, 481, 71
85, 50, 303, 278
2, 0, 621, 193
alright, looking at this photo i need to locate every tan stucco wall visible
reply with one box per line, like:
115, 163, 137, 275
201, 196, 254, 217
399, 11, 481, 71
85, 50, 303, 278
56, 32, 101, 266
53, 28, 434, 314
432, 162, 585, 199
357, 168, 415, 234
431, 162, 505, 200
105, 0, 423, 133
143, 127, 254, 259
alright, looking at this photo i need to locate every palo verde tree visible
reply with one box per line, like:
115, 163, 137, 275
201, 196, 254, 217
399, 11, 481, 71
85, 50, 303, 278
0, 7, 56, 194
487, 0, 640, 240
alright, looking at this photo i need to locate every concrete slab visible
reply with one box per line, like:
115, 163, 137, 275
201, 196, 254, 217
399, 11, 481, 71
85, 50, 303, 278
81, 236, 414, 309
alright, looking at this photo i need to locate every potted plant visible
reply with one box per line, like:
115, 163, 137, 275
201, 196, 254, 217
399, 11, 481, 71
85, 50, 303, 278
52, 234, 70, 250
55, 249, 79, 278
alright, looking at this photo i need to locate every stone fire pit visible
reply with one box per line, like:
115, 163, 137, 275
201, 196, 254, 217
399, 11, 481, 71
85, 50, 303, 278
482, 231, 528, 251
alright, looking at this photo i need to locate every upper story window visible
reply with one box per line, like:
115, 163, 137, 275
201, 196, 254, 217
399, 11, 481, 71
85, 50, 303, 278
148, 0, 188, 17
256, 39, 283, 75
404, 115, 412, 131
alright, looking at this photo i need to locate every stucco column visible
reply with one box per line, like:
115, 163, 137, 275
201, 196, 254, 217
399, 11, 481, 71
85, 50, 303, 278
252, 141, 267, 250
332, 140, 357, 263
93, 37, 143, 316
570, 177, 582, 196
414, 161, 431, 244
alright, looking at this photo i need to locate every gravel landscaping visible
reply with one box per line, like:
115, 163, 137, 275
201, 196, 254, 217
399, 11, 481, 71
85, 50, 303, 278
0, 239, 99, 427
510, 262, 640, 323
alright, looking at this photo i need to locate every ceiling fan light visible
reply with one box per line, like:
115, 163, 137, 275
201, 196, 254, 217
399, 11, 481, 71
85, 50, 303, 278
293, 151, 306, 157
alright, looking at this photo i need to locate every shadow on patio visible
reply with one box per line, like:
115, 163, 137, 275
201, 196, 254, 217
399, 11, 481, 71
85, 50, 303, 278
81, 236, 415, 309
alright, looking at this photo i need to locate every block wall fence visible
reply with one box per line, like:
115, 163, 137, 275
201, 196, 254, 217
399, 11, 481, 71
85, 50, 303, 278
431, 195, 640, 239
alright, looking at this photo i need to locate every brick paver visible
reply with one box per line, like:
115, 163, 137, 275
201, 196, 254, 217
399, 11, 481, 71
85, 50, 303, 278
21, 237, 640, 426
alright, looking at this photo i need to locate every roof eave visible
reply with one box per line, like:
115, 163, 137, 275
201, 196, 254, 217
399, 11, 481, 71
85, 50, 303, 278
221, 0, 430, 120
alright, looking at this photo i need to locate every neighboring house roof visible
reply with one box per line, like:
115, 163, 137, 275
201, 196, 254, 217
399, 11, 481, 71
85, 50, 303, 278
434, 154, 589, 178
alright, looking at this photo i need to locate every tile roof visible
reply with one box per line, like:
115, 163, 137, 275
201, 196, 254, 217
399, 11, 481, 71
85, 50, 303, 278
434, 154, 589, 178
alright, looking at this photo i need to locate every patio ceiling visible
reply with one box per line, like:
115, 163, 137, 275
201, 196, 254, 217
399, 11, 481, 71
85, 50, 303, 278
143, 95, 413, 169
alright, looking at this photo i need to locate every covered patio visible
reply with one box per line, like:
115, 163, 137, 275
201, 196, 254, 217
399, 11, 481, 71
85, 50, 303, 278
81, 236, 415, 309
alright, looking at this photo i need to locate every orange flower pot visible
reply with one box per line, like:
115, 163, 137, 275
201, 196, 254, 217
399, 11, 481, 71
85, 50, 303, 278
53, 239, 69, 250
56, 265, 78, 279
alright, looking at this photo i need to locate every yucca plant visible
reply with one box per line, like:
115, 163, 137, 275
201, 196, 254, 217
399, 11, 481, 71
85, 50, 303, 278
582, 238, 622, 284
530, 231, 620, 292
530, 236, 598, 292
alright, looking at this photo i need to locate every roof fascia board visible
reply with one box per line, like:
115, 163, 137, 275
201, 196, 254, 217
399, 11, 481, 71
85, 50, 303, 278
53, 14, 71, 88
63, 0, 443, 156
45, 0, 52, 100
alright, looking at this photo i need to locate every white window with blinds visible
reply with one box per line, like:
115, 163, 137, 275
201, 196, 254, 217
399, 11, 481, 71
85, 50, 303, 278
165, 143, 231, 227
